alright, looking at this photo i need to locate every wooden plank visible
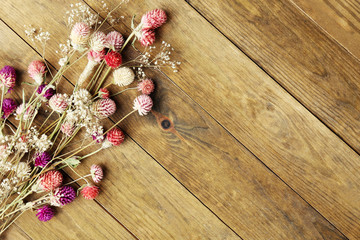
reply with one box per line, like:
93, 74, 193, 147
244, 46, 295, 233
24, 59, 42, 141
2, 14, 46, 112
3, 224, 31, 240
0, 5, 241, 240
85, 0, 360, 239
1, 0, 353, 239
291, 0, 360, 59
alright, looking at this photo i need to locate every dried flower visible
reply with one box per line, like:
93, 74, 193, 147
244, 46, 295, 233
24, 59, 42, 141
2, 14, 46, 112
60, 121, 75, 137
37, 84, 55, 101
105, 31, 124, 51
39, 170, 63, 191
140, 29, 155, 47
70, 22, 90, 50
36, 205, 54, 222
15, 162, 31, 179
138, 79, 155, 95
28, 60, 46, 85
141, 9, 167, 29
80, 185, 99, 200
87, 50, 106, 63
113, 67, 134, 87
50, 186, 76, 206
34, 152, 51, 168
90, 31, 107, 52
90, 164, 103, 183
104, 51, 122, 69
107, 128, 125, 146
92, 99, 116, 119
99, 88, 109, 99
133, 95, 153, 116
49, 93, 69, 113
2, 98, 17, 118
0, 66, 16, 89
15, 103, 37, 121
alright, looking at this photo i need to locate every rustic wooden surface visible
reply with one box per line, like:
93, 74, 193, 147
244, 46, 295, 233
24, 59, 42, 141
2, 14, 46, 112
1, 0, 359, 239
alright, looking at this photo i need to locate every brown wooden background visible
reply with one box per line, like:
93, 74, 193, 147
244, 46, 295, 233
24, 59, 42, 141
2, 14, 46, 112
2, 0, 360, 239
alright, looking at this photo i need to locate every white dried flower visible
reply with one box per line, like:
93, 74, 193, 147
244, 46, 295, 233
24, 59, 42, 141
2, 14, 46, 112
113, 67, 135, 87
90, 31, 106, 52
14, 162, 31, 179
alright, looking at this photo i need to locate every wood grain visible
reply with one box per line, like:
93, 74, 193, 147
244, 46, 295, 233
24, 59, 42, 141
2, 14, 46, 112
87, 0, 360, 238
0, 3, 241, 240
3, 224, 31, 240
291, 0, 360, 59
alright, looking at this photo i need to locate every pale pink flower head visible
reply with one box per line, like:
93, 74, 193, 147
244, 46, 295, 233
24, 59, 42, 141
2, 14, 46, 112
28, 60, 46, 85
105, 31, 124, 51
141, 9, 167, 29
60, 122, 75, 137
87, 50, 106, 63
39, 170, 63, 191
15, 103, 37, 121
133, 95, 153, 116
0, 66, 16, 89
140, 29, 155, 47
90, 31, 107, 52
70, 22, 90, 50
90, 164, 103, 183
138, 79, 155, 95
92, 98, 116, 119
49, 93, 69, 113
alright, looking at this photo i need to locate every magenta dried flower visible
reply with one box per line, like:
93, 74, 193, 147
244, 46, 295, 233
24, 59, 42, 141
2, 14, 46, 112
0, 66, 16, 89
36, 205, 54, 222
37, 84, 55, 101
2, 98, 17, 118
50, 186, 76, 207
34, 152, 52, 168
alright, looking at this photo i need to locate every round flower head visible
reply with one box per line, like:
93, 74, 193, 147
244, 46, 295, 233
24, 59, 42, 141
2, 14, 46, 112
60, 121, 75, 137
36, 205, 54, 222
34, 152, 52, 168
0, 66, 16, 89
39, 170, 63, 191
141, 9, 167, 29
92, 98, 116, 119
105, 51, 122, 69
28, 60, 46, 85
133, 95, 153, 116
87, 49, 106, 63
37, 84, 55, 101
2, 98, 17, 118
138, 79, 155, 95
81, 185, 99, 200
90, 164, 103, 183
15, 103, 37, 121
113, 67, 134, 87
49, 93, 69, 113
50, 186, 76, 206
105, 31, 124, 51
70, 22, 90, 50
106, 127, 125, 146
99, 88, 109, 99
90, 31, 107, 52
140, 29, 155, 47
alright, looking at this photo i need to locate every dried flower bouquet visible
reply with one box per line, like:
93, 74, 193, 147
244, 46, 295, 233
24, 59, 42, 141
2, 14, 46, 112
0, 1, 180, 234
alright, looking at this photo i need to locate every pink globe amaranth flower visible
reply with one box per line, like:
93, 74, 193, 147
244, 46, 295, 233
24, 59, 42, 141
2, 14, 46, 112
60, 122, 75, 137
2, 98, 17, 118
92, 98, 116, 119
105, 31, 124, 51
37, 84, 55, 101
49, 93, 69, 113
28, 60, 46, 85
87, 49, 106, 63
99, 88, 109, 99
39, 170, 63, 191
106, 127, 125, 146
138, 79, 155, 95
104, 51, 122, 69
36, 205, 54, 222
70, 22, 90, 50
0, 66, 16, 89
90, 31, 107, 52
51, 186, 76, 206
81, 185, 99, 200
133, 95, 153, 116
90, 164, 103, 183
141, 9, 167, 29
15, 103, 37, 121
140, 29, 155, 47
34, 151, 52, 168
